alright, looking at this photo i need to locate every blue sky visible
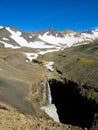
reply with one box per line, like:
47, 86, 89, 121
0, 0, 98, 32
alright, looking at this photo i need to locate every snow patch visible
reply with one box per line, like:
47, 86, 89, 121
0, 26, 3, 29
41, 104, 59, 122
24, 53, 38, 62
44, 61, 54, 71
39, 33, 65, 45
28, 41, 56, 49
38, 48, 60, 55
29, 36, 33, 38
2, 37, 9, 41
63, 33, 92, 47
25, 48, 60, 62
0, 40, 20, 49
6, 27, 29, 46
39, 32, 92, 47
82, 30, 98, 40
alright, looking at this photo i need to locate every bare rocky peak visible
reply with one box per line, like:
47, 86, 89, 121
30, 31, 38, 36
0, 26, 11, 36
3, 26, 21, 32
82, 30, 94, 34
7, 26, 19, 32
38, 28, 65, 37
20, 32, 37, 42
0, 26, 23, 37
61, 30, 74, 35
0, 26, 36, 41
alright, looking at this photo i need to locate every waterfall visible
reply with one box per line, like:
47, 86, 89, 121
47, 81, 52, 104
41, 80, 59, 123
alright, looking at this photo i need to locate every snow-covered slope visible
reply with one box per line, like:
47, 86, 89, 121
38, 29, 94, 47
0, 26, 98, 61
82, 29, 98, 40
0, 27, 60, 49
0, 26, 61, 61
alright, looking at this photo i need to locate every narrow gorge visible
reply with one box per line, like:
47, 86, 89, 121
47, 79, 98, 129
37, 41, 98, 129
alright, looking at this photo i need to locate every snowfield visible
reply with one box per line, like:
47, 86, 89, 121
82, 29, 98, 40
38, 32, 92, 47
0, 26, 98, 62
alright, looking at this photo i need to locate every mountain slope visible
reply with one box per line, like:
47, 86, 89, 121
0, 26, 98, 62
0, 26, 98, 129
36, 39, 98, 129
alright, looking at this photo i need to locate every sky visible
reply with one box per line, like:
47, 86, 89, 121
0, 0, 98, 32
